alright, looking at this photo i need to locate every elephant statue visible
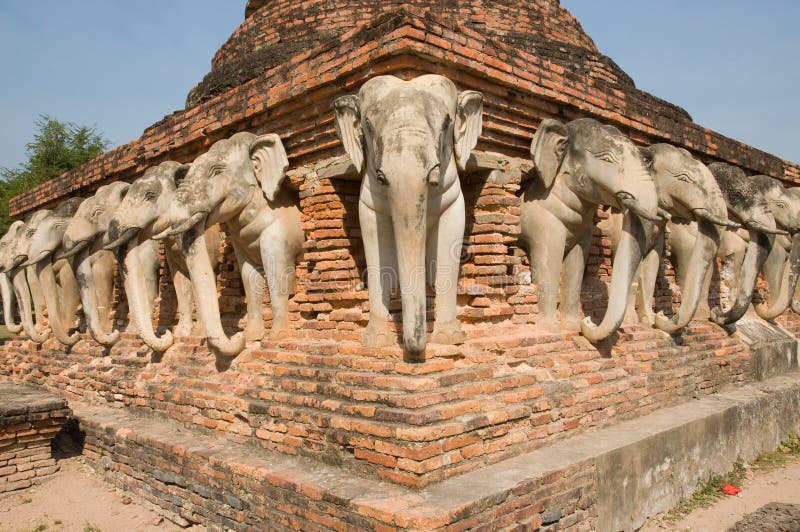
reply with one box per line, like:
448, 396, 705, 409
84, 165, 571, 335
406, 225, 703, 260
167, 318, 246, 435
748, 175, 800, 320
5, 211, 50, 342
19, 198, 84, 345
608, 144, 738, 333
707, 163, 787, 325
152, 132, 303, 358
520, 118, 659, 342
59, 181, 131, 346
104, 160, 222, 352
333, 74, 483, 356
0, 221, 25, 334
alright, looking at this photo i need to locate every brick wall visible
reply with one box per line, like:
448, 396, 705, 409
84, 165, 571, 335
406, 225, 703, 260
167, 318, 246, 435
0, 383, 70, 493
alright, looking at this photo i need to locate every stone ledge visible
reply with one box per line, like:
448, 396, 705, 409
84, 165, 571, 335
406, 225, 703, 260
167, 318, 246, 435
71, 372, 800, 530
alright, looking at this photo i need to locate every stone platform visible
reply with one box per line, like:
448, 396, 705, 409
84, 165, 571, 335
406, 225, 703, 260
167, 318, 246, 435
0, 382, 70, 493
0, 317, 760, 490
51, 371, 800, 530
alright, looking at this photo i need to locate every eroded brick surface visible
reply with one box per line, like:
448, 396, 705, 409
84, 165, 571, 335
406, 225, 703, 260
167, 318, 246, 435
0, 382, 69, 493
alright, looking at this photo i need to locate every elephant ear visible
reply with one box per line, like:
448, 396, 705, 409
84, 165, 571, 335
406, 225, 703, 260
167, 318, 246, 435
639, 146, 655, 174
530, 119, 568, 189
249, 134, 289, 202
454, 91, 483, 171
333, 95, 364, 174
174, 163, 190, 185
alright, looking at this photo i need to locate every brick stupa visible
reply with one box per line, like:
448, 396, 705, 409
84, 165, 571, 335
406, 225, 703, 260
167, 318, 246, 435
4, 1, 800, 530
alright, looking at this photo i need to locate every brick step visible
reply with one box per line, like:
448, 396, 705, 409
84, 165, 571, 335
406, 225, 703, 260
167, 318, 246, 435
135, 370, 538, 429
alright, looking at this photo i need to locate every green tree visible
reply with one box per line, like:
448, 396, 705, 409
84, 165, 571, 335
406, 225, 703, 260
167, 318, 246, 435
0, 115, 108, 234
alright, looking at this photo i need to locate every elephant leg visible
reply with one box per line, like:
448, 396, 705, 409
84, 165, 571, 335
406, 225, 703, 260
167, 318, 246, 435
359, 201, 395, 348
529, 216, 567, 333
561, 231, 592, 331
761, 245, 787, 308
430, 194, 466, 345
91, 252, 116, 332
232, 243, 265, 343
260, 225, 297, 341
56, 261, 80, 333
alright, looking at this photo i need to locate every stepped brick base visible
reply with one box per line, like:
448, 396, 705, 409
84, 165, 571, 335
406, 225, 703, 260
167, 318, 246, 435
0, 382, 70, 493
2, 314, 797, 489
58, 371, 800, 531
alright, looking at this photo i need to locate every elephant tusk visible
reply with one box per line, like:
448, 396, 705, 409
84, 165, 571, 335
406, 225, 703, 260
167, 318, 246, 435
57, 239, 89, 259
692, 208, 740, 228
657, 207, 672, 222
19, 250, 51, 268
745, 220, 788, 236
159, 211, 208, 239
103, 227, 140, 250
10, 255, 27, 270
616, 194, 661, 223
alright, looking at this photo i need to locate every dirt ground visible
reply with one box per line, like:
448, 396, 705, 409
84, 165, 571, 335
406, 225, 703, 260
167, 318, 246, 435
0, 457, 195, 532
643, 459, 800, 531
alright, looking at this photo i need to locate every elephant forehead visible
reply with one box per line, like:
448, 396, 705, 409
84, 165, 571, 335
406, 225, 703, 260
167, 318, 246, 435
362, 91, 452, 132
567, 120, 630, 155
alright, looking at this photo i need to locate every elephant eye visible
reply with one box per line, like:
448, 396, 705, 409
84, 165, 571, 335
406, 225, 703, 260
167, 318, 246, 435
210, 166, 224, 177
593, 151, 618, 163
144, 191, 158, 201
675, 173, 694, 184
774, 201, 788, 209
91, 207, 105, 218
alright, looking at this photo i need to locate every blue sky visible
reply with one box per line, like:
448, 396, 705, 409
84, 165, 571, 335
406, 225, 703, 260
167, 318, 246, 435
1, 1, 798, 172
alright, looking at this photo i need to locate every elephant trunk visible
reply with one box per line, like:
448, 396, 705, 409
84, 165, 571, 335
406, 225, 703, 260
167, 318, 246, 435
12, 269, 48, 343
123, 238, 173, 351
393, 215, 428, 357
756, 232, 800, 320
582, 213, 647, 342
183, 227, 245, 357
36, 261, 80, 346
711, 231, 771, 325
655, 219, 720, 333
75, 250, 120, 346
1, 272, 21, 333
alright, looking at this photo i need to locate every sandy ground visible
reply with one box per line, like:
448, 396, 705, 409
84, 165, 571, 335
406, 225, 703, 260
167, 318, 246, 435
643, 459, 800, 531
0, 457, 192, 532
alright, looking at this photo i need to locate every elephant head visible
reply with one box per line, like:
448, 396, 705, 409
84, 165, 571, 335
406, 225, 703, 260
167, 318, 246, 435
21, 198, 84, 345
708, 163, 785, 325
152, 132, 294, 358
106, 161, 188, 247
0, 221, 25, 333
333, 74, 483, 356
104, 161, 191, 352
60, 182, 130, 346
526, 118, 659, 342
747, 175, 800, 320
641, 144, 738, 333
7, 210, 51, 342
61, 182, 130, 259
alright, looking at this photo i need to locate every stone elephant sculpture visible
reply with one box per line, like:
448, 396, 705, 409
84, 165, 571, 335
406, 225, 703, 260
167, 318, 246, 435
0, 221, 25, 334
152, 132, 303, 358
747, 175, 800, 320
104, 160, 222, 352
5, 211, 50, 342
19, 198, 84, 345
707, 163, 787, 325
520, 118, 659, 342
333, 74, 483, 356
59, 181, 131, 346
608, 144, 738, 333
